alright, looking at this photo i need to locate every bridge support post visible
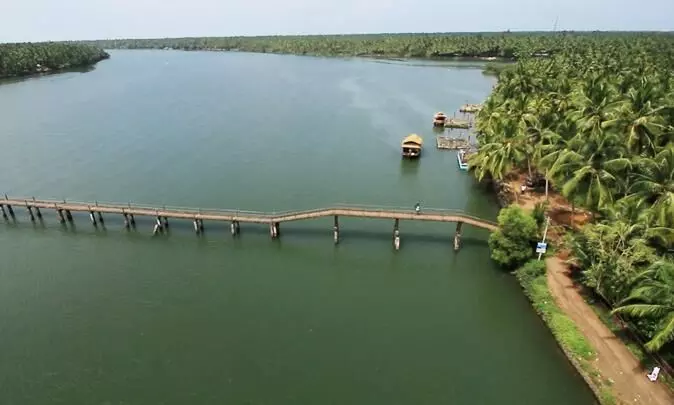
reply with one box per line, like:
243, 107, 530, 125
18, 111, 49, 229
6, 205, 15, 219
393, 219, 400, 251
0, 205, 7, 220
65, 210, 73, 222
129, 214, 136, 228
89, 211, 97, 226
153, 223, 161, 236
163, 216, 169, 230
35, 207, 42, 219
123, 213, 130, 229
231, 220, 240, 236
27, 206, 35, 222
453, 221, 463, 251
57, 209, 65, 224
193, 219, 200, 234
333, 216, 339, 244
199, 219, 204, 233
155, 216, 164, 234
270, 222, 279, 239
97, 212, 104, 225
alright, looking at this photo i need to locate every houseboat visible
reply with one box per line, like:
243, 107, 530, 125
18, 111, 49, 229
457, 148, 470, 170
433, 112, 447, 127
402, 134, 423, 158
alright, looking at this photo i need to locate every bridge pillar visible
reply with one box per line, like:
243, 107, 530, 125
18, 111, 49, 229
129, 214, 136, 228
123, 213, 130, 229
6, 205, 15, 219
199, 219, 204, 233
155, 216, 164, 233
89, 211, 97, 226
27, 206, 35, 222
163, 216, 169, 230
153, 223, 161, 236
97, 212, 105, 225
65, 210, 73, 222
270, 222, 280, 239
333, 216, 339, 244
393, 219, 400, 250
231, 220, 240, 236
453, 221, 463, 251
193, 219, 200, 234
57, 209, 65, 224
0, 204, 7, 220
35, 207, 42, 219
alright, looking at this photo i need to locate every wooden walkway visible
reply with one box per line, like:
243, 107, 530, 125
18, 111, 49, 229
1, 197, 498, 249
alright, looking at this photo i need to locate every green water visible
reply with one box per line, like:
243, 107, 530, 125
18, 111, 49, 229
0, 51, 595, 405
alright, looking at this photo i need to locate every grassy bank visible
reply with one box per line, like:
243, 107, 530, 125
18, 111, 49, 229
514, 260, 616, 405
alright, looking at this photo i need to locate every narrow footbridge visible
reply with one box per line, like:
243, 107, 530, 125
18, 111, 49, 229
1, 197, 498, 250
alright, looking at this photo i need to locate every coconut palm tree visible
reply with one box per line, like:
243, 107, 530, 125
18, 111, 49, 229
627, 146, 674, 229
612, 261, 674, 352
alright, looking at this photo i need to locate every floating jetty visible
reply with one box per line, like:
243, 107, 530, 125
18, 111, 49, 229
436, 136, 469, 150
459, 104, 482, 114
444, 118, 471, 129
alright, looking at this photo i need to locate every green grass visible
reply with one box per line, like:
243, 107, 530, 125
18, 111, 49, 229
514, 260, 617, 405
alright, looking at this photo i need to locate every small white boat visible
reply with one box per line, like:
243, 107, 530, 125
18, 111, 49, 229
457, 149, 469, 170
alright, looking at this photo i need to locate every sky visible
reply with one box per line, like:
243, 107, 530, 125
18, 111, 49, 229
1, 0, 673, 43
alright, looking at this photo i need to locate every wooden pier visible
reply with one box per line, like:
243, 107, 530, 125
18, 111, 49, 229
1, 197, 498, 250
436, 136, 470, 150
444, 118, 472, 129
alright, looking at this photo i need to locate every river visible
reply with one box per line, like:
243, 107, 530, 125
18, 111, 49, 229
0, 50, 596, 404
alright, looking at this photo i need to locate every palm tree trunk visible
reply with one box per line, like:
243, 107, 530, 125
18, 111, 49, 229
527, 159, 533, 178
570, 201, 575, 228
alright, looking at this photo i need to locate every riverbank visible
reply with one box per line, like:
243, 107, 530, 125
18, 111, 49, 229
546, 257, 674, 405
0, 42, 109, 79
497, 179, 674, 404
514, 260, 615, 405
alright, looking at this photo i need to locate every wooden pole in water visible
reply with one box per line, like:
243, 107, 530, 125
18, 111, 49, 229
89, 210, 97, 226
35, 207, 42, 219
27, 206, 35, 222
56, 209, 65, 224
6, 204, 15, 219
97, 211, 104, 225
65, 210, 73, 222
123, 213, 130, 229
453, 221, 463, 251
333, 215, 339, 244
0, 204, 7, 220
393, 219, 400, 250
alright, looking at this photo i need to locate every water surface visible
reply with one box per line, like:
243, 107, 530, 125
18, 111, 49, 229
0, 50, 595, 405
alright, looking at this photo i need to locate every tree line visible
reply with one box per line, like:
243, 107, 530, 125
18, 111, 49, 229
0, 42, 109, 79
468, 33, 674, 354
80, 32, 674, 59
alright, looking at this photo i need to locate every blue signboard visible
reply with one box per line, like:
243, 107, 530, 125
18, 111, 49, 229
536, 242, 548, 254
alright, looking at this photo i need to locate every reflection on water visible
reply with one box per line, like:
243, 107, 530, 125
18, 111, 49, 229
0, 64, 98, 86
400, 157, 420, 176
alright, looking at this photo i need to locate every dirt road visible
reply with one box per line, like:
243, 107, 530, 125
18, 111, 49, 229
546, 257, 674, 405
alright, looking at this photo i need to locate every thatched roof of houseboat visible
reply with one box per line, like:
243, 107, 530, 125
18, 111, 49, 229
402, 134, 423, 147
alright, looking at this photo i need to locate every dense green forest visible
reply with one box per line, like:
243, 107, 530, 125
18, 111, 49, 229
81, 32, 674, 59
0, 42, 109, 79
468, 33, 674, 354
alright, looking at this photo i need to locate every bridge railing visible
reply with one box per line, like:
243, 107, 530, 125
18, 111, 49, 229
4, 197, 497, 225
